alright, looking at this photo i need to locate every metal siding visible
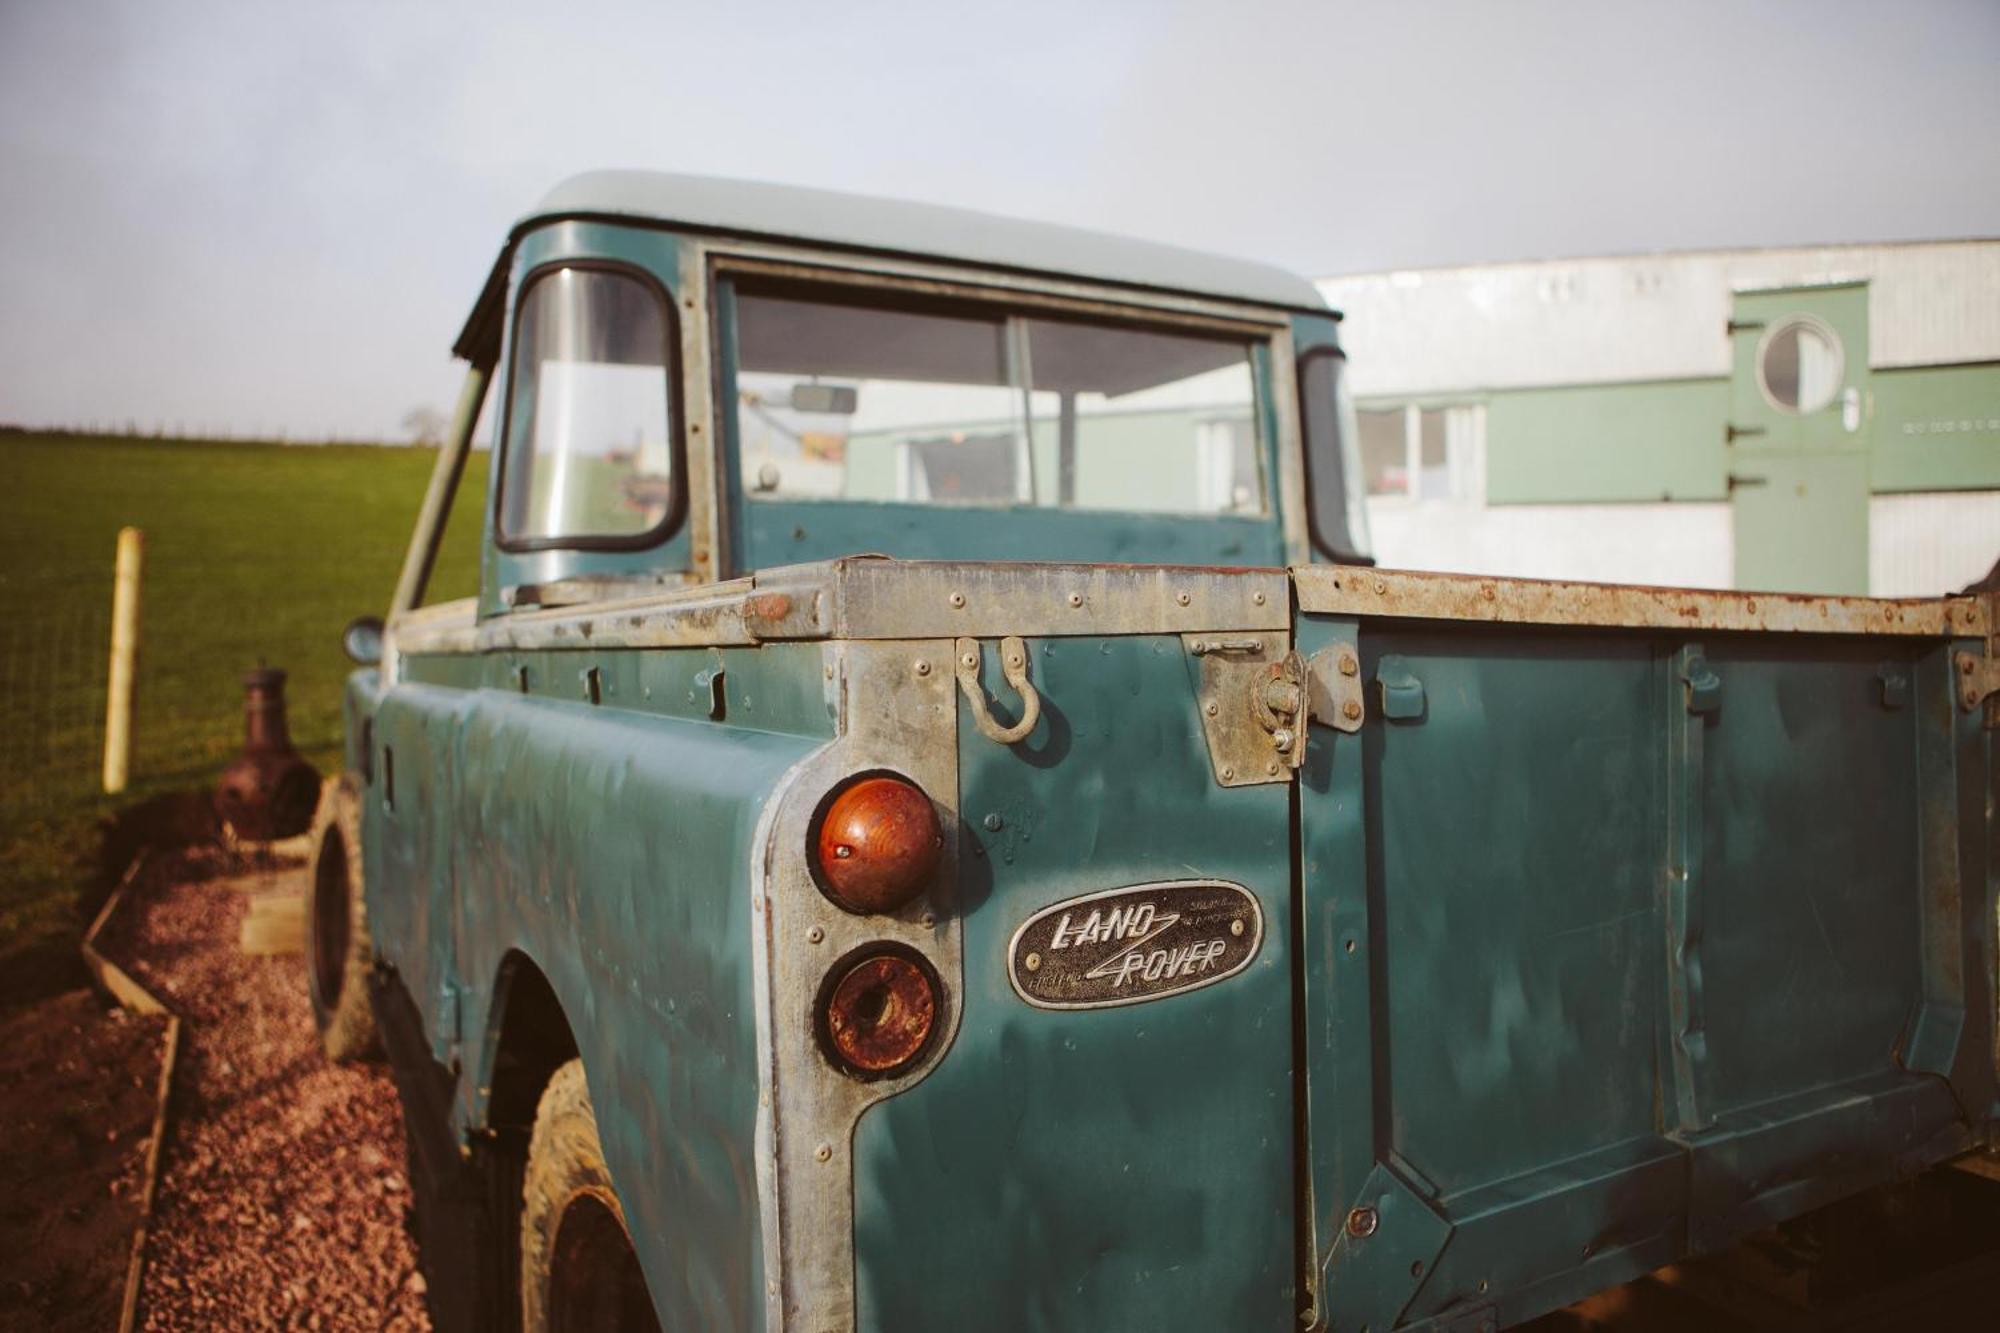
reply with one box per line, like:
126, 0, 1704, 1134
1321, 241, 2000, 398
1870, 492, 2000, 596
1365, 500, 1735, 589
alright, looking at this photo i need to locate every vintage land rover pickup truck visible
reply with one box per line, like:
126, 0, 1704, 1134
308, 171, 2000, 1332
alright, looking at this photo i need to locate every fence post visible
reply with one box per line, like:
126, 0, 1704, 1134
103, 526, 144, 794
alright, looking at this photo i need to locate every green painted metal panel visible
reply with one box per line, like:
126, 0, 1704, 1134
1483, 378, 1730, 504
1727, 285, 1871, 595
853, 635, 1297, 1331
360, 647, 833, 1329
1870, 362, 2000, 492
445, 693, 813, 1326
1299, 611, 1992, 1330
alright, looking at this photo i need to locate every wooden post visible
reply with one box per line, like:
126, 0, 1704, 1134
103, 526, 143, 794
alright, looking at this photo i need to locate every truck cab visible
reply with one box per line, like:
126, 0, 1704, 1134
308, 172, 1999, 1333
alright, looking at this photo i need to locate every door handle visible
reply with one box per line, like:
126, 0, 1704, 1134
1725, 424, 1767, 444
1726, 474, 1769, 492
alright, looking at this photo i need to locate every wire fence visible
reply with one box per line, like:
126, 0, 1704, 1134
0, 572, 115, 817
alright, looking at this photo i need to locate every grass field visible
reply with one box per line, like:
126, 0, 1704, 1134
0, 429, 487, 1007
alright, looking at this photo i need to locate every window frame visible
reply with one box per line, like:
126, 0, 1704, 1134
493, 257, 689, 554
1297, 345, 1373, 563
718, 267, 1276, 521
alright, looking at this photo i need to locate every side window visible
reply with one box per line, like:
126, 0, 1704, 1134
499, 265, 681, 547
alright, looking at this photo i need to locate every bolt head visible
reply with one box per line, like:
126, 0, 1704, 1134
1339, 654, 1358, 677
1067, 592, 1083, 608
1176, 591, 1191, 606
913, 659, 931, 677
1024, 951, 1042, 972
1346, 1205, 1379, 1238
1205, 700, 1219, 717
806, 925, 825, 944
1221, 766, 1235, 781
814, 1143, 833, 1163
1230, 918, 1245, 937
1342, 699, 1363, 721
948, 592, 966, 609
1253, 591, 1267, 605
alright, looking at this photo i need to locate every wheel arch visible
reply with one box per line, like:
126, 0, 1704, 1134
478, 948, 582, 1134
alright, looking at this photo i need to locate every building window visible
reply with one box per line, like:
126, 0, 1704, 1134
1757, 316, 1844, 414
1357, 402, 1484, 501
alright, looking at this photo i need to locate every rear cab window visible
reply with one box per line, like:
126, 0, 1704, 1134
722, 274, 1282, 567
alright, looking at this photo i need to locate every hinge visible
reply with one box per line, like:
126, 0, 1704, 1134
1305, 644, 1365, 733
1954, 650, 2000, 723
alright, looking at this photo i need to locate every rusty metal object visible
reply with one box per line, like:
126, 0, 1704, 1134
214, 668, 321, 840
1305, 644, 1365, 734
818, 950, 939, 1077
813, 775, 943, 914
1292, 565, 1986, 638
1956, 650, 2000, 719
954, 636, 1041, 745
1183, 630, 1295, 786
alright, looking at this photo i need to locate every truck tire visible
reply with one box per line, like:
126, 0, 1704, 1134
305, 776, 379, 1062
520, 1059, 661, 1333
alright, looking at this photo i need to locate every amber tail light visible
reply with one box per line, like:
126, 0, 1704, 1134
818, 947, 941, 1079
811, 774, 942, 914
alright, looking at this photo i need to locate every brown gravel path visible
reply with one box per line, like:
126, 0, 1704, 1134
101, 851, 430, 1331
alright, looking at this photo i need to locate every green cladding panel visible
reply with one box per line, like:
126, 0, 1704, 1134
1483, 378, 1730, 504
1871, 362, 2000, 492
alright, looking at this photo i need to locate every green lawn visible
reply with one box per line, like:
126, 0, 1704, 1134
0, 429, 487, 1007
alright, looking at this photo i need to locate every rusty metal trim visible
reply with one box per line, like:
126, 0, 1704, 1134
1184, 630, 1296, 786
828, 560, 1289, 640
1292, 566, 1985, 638
750, 640, 962, 1332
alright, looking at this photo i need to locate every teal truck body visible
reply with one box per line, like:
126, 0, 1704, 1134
310, 172, 2000, 1332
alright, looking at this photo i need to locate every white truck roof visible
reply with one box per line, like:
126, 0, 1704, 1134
524, 170, 1328, 312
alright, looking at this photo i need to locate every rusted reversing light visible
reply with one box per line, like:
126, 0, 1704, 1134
812, 774, 942, 914
818, 948, 940, 1078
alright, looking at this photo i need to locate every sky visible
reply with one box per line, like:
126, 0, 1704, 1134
1, 0, 1996, 441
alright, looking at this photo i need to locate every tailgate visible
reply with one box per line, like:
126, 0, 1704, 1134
1294, 569, 1995, 1330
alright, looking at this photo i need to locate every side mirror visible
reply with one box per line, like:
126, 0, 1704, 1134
343, 615, 385, 666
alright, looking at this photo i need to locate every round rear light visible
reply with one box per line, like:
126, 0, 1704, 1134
812, 774, 942, 914
818, 948, 940, 1078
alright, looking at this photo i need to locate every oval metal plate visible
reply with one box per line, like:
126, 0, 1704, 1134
1007, 880, 1264, 1010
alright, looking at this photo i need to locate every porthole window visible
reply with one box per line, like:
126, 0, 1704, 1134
1757, 316, 1844, 415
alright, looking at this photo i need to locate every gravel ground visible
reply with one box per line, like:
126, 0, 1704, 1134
102, 849, 431, 1331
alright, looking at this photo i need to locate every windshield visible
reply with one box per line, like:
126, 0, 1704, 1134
730, 283, 1266, 518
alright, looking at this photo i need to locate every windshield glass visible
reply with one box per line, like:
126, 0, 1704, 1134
731, 283, 1265, 517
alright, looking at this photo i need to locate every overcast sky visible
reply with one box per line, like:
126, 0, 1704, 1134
2, 0, 1995, 440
